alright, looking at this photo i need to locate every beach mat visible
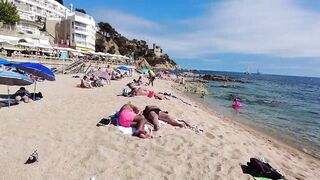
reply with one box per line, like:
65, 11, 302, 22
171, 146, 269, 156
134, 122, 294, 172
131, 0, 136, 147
0, 100, 19, 108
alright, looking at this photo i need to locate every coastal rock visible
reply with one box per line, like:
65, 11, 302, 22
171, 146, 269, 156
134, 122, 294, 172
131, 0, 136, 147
202, 74, 246, 83
172, 82, 208, 95
96, 22, 178, 68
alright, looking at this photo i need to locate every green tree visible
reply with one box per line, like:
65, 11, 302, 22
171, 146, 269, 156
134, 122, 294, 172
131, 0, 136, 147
75, 8, 86, 14
55, 0, 63, 5
0, 0, 19, 24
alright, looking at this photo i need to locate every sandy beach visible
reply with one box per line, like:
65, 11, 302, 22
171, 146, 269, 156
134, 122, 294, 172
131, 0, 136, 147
0, 74, 319, 180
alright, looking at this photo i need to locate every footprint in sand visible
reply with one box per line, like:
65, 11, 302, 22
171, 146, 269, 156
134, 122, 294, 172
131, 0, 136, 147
216, 163, 222, 172
205, 132, 216, 139
231, 149, 241, 159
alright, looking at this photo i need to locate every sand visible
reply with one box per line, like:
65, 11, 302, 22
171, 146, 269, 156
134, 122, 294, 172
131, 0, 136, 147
0, 74, 319, 180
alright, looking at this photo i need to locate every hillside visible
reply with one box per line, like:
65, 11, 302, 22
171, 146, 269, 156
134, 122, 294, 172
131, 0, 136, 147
96, 22, 179, 69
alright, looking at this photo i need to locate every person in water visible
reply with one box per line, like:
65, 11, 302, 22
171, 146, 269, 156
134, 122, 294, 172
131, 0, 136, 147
233, 98, 242, 108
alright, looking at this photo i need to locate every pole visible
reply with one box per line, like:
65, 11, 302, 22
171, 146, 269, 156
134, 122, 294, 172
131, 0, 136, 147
33, 81, 37, 101
7, 85, 10, 107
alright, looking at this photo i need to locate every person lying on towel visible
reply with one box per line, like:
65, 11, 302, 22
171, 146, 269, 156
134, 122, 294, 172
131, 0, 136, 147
119, 103, 152, 138
142, 105, 187, 131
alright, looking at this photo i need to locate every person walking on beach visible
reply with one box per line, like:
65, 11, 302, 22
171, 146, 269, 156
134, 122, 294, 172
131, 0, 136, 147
148, 70, 155, 86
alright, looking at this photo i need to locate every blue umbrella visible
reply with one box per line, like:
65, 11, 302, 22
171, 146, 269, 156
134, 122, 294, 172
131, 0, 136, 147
141, 68, 149, 74
0, 71, 34, 86
0, 71, 34, 107
0, 57, 15, 66
118, 66, 129, 71
15, 62, 55, 100
15, 62, 55, 81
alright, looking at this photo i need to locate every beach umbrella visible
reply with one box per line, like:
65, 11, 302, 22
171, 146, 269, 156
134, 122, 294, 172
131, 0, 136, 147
15, 62, 55, 81
141, 68, 149, 74
15, 62, 55, 100
118, 66, 129, 71
141, 68, 156, 76
92, 70, 109, 80
0, 71, 34, 107
0, 57, 14, 66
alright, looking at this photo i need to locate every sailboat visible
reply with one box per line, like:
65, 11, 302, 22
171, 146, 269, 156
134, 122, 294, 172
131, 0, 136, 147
244, 65, 250, 74
256, 66, 261, 75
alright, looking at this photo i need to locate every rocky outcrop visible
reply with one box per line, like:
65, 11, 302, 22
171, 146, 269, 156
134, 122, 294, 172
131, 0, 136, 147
202, 74, 246, 83
172, 82, 208, 95
96, 22, 179, 69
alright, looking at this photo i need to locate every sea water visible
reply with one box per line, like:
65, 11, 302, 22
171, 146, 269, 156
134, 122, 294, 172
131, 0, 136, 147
200, 71, 320, 158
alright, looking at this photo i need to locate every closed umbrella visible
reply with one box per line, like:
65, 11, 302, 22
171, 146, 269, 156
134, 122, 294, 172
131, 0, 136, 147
15, 62, 55, 100
0, 71, 34, 107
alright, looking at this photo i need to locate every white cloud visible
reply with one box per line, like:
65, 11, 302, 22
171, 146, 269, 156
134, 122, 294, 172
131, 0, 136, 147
92, 9, 162, 39
92, 0, 320, 59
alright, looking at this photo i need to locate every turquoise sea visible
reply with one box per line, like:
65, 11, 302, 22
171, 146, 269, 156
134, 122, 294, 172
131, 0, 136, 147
198, 71, 320, 158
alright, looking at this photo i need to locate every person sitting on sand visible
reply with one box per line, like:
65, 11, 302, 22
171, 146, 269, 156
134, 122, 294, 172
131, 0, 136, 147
80, 76, 93, 88
119, 103, 152, 138
14, 87, 31, 103
133, 76, 143, 85
142, 105, 186, 131
180, 78, 185, 85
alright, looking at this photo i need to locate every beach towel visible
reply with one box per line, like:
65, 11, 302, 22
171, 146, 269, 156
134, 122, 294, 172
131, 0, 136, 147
106, 111, 149, 135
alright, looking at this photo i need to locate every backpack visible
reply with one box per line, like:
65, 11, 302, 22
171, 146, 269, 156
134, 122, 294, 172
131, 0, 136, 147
122, 86, 132, 97
248, 158, 284, 179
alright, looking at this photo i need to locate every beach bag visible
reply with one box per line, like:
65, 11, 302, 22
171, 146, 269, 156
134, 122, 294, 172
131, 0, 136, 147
95, 79, 103, 87
122, 86, 132, 97
248, 158, 284, 179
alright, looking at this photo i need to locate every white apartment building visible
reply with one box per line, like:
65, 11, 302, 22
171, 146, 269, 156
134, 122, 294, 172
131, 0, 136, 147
67, 11, 97, 52
3, 0, 97, 51
9, 0, 70, 35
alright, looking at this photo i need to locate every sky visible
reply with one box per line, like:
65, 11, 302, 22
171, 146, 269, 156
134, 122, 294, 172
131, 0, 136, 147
64, 0, 320, 77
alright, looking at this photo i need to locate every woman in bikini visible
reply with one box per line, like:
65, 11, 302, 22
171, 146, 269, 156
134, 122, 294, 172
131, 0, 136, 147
119, 103, 152, 138
142, 105, 186, 131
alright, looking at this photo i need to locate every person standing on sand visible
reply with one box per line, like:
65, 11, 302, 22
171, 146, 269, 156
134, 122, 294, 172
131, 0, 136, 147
148, 70, 155, 86
119, 103, 152, 138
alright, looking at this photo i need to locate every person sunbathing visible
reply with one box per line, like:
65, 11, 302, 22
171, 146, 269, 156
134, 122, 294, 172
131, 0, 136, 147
119, 103, 152, 138
142, 105, 186, 131
80, 76, 93, 88
14, 87, 31, 103
131, 87, 166, 100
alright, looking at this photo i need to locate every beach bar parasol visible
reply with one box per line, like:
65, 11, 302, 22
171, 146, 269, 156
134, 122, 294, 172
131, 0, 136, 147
15, 62, 55, 100
0, 71, 34, 107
